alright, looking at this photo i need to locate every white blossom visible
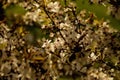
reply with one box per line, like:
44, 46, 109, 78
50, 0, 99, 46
89, 52, 98, 61
47, 2, 60, 13
42, 40, 51, 48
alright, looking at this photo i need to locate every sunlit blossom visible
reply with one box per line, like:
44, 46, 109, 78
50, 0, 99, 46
47, 2, 60, 13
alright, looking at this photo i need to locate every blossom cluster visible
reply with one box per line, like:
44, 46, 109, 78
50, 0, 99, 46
0, 0, 120, 80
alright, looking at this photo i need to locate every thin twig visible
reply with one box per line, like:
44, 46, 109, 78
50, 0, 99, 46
71, 7, 86, 34
42, 0, 56, 26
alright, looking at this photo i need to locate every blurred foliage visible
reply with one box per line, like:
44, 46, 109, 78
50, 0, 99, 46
4, 4, 26, 26
75, 0, 120, 30
5, 4, 26, 18
25, 22, 50, 40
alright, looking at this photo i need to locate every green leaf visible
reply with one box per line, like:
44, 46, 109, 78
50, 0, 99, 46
5, 4, 26, 26
75, 0, 120, 30
108, 17, 120, 30
25, 22, 50, 40
5, 4, 26, 18
76, 0, 107, 18
60, 0, 70, 7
